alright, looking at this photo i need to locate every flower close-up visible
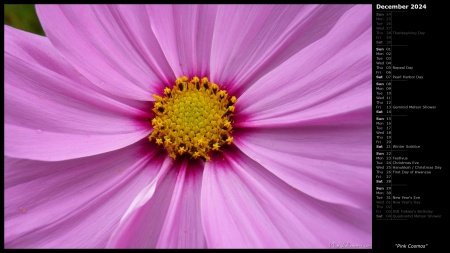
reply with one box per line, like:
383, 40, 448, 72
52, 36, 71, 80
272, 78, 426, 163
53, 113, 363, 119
5, 4, 372, 248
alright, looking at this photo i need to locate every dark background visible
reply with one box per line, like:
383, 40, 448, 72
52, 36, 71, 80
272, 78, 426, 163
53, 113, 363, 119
372, 2, 447, 251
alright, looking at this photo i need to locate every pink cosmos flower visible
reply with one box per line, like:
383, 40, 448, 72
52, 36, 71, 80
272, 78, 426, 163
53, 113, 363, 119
4, 4, 372, 248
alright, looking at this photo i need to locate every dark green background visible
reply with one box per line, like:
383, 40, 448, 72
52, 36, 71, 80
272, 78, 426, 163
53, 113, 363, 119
4, 4, 45, 35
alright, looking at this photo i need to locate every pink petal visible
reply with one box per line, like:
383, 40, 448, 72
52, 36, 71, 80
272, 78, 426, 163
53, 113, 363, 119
208, 5, 353, 95
105, 157, 175, 248
146, 5, 218, 78
156, 160, 206, 248
107, 158, 205, 248
5, 124, 149, 161
36, 5, 174, 100
234, 107, 371, 209
4, 25, 150, 118
235, 5, 372, 128
201, 149, 371, 248
5, 26, 151, 161
4, 140, 163, 248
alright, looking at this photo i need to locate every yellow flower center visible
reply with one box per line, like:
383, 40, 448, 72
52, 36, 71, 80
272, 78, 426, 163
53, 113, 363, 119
149, 76, 236, 162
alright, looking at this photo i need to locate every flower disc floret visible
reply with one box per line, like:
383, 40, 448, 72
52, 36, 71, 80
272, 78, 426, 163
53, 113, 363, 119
149, 76, 236, 161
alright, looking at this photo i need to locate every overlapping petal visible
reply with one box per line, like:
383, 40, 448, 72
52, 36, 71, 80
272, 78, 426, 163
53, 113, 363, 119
208, 5, 353, 96
36, 5, 175, 100
107, 158, 205, 248
5, 26, 150, 161
145, 5, 218, 79
201, 149, 371, 248
234, 107, 371, 209
235, 5, 371, 127
231, 4, 372, 214
155, 160, 206, 248
4, 140, 161, 248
